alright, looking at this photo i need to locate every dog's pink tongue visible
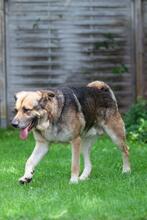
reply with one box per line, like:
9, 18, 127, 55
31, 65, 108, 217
20, 127, 29, 140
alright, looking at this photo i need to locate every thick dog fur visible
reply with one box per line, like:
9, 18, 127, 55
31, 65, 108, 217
12, 81, 131, 184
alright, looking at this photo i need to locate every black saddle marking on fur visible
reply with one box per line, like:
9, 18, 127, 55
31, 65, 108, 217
70, 86, 116, 131
47, 86, 116, 132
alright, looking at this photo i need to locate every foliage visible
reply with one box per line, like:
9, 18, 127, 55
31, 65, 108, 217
95, 33, 118, 50
32, 18, 41, 30
112, 64, 128, 74
124, 99, 147, 143
94, 32, 128, 75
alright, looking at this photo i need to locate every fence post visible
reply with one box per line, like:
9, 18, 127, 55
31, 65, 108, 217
134, 0, 144, 98
0, 0, 7, 127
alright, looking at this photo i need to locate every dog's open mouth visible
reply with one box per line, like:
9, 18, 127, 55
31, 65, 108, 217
20, 119, 37, 140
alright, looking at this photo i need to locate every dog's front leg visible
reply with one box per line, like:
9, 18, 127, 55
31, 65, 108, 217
70, 137, 81, 184
19, 141, 48, 184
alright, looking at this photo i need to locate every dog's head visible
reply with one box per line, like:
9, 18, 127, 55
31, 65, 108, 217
11, 90, 56, 140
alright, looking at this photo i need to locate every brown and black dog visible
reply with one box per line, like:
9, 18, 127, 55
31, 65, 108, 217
11, 81, 131, 184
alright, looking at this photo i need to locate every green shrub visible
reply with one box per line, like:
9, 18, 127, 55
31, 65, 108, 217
124, 99, 147, 143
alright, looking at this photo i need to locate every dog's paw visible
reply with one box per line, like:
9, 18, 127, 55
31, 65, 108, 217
69, 176, 79, 184
19, 176, 32, 185
122, 166, 131, 174
79, 174, 89, 181
79, 170, 91, 181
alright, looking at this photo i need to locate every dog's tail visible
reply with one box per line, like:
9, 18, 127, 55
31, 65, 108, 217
87, 81, 117, 103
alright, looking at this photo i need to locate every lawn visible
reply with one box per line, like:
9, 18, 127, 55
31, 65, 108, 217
0, 128, 147, 220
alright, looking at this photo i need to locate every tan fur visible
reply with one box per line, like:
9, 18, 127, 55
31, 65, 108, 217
12, 81, 131, 185
104, 112, 127, 149
102, 112, 130, 172
88, 80, 117, 103
16, 91, 41, 110
88, 81, 130, 171
65, 109, 85, 139
87, 81, 109, 90
70, 137, 81, 183
14, 92, 42, 127
105, 112, 126, 140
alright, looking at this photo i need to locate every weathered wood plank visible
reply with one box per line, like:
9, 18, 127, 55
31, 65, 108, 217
0, 0, 7, 127
134, 0, 144, 98
142, 0, 147, 98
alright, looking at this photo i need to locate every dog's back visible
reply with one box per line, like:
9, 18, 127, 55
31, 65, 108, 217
56, 82, 117, 131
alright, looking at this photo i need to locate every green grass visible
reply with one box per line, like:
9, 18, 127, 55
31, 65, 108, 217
0, 128, 147, 220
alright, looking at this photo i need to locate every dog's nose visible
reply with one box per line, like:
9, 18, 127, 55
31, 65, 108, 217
11, 119, 19, 128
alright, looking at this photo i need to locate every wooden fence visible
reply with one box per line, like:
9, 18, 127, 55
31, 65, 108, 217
0, 0, 147, 127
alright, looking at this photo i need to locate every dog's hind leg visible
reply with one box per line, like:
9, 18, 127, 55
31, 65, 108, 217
79, 135, 97, 181
19, 141, 48, 184
102, 112, 131, 173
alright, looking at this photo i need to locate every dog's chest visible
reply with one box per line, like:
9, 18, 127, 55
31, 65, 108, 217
42, 124, 73, 142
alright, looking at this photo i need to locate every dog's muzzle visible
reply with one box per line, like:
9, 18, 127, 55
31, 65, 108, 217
11, 118, 19, 128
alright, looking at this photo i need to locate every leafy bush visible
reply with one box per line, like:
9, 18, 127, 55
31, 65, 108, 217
124, 99, 147, 143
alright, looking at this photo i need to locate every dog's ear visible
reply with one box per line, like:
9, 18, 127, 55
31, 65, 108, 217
39, 90, 55, 108
41, 90, 55, 101
14, 94, 17, 101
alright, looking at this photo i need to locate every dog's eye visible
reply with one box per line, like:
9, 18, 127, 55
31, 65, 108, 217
23, 107, 31, 113
12, 108, 18, 114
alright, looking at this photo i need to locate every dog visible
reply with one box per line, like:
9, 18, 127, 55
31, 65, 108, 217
11, 81, 131, 184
